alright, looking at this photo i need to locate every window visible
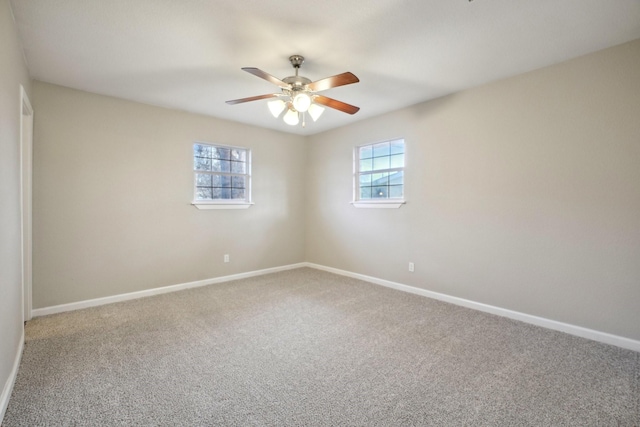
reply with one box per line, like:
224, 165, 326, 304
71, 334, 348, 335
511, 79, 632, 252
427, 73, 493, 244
192, 142, 252, 209
353, 138, 405, 208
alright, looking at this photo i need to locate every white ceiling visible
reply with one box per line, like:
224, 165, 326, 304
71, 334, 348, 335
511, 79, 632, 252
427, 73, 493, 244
9, 0, 640, 135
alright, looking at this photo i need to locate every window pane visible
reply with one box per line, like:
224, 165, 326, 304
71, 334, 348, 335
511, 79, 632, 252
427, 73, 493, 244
220, 175, 231, 188
359, 173, 372, 186
217, 148, 231, 160
232, 176, 245, 189
359, 158, 373, 172
359, 145, 373, 159
220, 188, 232, 199
194, 144, 212, 158
389, 171, 404, 185
371, 172, 389, 186
373, 142, 390, 158
373, 156, 390, 171
231, 161, 245, 174
194, 157, 212, 171
360, 186, 372, 199
212, 160, 231, 173
196, 187, 213, 200
372, 186, 388, 198
196, 173, 212, 186
231, 149, 246, 162
231, 188, 245, 199
389, 185, 403, 198
390, 153, 404, 168
390, 140, 404, 155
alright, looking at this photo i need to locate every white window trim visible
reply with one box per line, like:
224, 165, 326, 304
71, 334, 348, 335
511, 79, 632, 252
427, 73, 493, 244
192, 141, 253, 210
351, 200, 405, 209
191, 201, 254, 210
352, 138, 406, 209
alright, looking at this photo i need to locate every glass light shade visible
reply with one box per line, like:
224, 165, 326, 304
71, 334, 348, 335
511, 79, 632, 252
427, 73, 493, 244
283, 108, 299, 126
292, 93, 311, 112
308, 103, 325, 122
267, 99, 285, 118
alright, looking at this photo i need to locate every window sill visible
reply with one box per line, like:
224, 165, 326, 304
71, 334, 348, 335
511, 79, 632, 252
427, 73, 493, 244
351, 200, 405, 209
192, 202, 254, 210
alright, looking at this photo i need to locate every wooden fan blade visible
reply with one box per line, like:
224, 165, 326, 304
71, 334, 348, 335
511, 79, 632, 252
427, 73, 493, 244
225, 93, 279, 105
307, 72, 359, 92
314, 95, 360, 115
242, 67, 288, 87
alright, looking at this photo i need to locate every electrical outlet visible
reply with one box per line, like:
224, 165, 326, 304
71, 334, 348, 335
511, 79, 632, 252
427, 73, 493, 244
224, 254, 230, 263
408, 262, 414, 272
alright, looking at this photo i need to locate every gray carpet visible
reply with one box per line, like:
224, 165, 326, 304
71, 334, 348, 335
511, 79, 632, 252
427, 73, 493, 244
4, 267, 639, 426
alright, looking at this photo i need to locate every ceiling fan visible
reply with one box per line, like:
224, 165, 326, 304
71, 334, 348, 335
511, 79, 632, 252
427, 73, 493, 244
226, 55, 360, 127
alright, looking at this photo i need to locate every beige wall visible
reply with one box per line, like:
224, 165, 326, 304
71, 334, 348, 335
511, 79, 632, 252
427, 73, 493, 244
306, 39, 640, 341
0, 0, 31, 412
32, 82, 306, 308
29, 39, 640, 342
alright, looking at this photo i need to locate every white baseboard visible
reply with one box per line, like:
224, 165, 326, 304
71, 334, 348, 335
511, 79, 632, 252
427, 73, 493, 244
0, 329, 24, 424
32, 263, 307, 317
30, 261, 640, 352
304, 262, 640, 353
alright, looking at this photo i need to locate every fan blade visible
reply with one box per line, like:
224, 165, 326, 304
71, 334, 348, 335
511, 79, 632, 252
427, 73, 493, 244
242, 67, 288, 87
226, 93, 279, 105
314, 95, 360, 115
307, 72, 359, 92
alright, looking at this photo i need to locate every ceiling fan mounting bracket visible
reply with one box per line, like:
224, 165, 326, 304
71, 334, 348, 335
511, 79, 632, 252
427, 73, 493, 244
289, 55, 305, 69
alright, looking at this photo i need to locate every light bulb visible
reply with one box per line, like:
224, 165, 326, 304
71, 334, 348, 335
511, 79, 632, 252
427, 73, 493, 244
283, 108, 299, 126
267, 99, 285, 118
308, 103, 325, 121
292, 92, 311, 112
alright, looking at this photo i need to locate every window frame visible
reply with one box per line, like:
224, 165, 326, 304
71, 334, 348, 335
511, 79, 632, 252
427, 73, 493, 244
352, 138, 406, 209
191, 141, 253, 210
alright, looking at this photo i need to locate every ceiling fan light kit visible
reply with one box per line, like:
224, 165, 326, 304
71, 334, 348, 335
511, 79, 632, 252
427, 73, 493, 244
308, 103, 325, 122
268, 99, 286, 117
226, 55, 360, 127
293, 92, 311, 112
283, 108, 300, 126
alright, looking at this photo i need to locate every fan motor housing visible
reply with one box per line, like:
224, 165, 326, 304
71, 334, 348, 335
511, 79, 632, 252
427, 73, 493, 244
283, 75, 311, 89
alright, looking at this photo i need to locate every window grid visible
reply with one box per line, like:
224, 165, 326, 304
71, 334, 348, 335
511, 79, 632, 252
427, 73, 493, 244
194, 143, 251, 202
355, 139, 405, 201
